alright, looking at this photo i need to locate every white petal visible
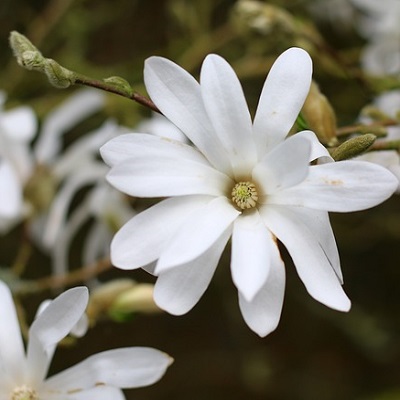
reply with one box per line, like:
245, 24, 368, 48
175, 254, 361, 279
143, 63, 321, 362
45, 347, 172, 390
53, 120, 120, 179
269, 160, 398, 211
253, 133, 311, 195
231, 210, 274, 301
156, 196, 239, 273
111, 196, 214, 270
0, 281, 25, 378
144, 56, 232, 174
42, 163, 107, 248
2, 106, 37, 141
238, 243, 285, 337
0, 161, 22, 218
260, 205, 351, 311
253, 48, 313, 157
295, 130, 333, 163
106, 152, 232, 198
154, 228, 231, 314
34, 89, 104, 164
100, 133, 208, 167
285, 206, 342, 282
200, 54, 257, 178
27, 287, 89, 384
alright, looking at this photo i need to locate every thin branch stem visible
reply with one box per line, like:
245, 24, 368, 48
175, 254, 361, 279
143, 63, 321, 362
17, 256, 113, 295
74, 75, 161, 113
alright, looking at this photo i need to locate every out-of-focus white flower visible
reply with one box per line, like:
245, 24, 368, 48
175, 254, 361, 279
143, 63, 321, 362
351, 0, 400, 75
101, 48, 397, 336
356, 90, 400, 191
44, 112, 185, 279
0, 281, 172, 400
27, 91, 124, 277
0, 91, 37, 232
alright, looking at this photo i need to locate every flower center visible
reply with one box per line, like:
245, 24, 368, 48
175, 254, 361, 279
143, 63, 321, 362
231, 181, 259, 210
11, 385, 38, 400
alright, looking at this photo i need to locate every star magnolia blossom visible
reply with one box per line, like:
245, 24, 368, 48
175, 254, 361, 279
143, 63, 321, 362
0, 282, 172, 400
100, 48, 397, 336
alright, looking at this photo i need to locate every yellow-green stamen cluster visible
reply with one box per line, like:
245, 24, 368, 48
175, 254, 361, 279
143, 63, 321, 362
231, 181, 259, 210
11, 385, 38, 400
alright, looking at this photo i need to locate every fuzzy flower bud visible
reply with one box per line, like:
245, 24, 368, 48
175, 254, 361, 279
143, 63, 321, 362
331, 134, 377, 161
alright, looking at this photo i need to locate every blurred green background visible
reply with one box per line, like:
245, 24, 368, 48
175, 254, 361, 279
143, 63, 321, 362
1, 0, 400, 399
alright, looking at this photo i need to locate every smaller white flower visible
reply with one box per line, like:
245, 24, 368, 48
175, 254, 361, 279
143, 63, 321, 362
0, 281, 172, 400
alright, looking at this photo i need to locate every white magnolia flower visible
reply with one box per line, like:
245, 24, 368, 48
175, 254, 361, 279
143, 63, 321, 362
0, 281, 172, 400
101, 48, 397, 336
0, 91, 37, 232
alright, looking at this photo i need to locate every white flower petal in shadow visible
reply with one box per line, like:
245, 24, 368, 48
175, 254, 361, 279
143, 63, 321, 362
101, 48, 398, 336
0, 281, 172, 399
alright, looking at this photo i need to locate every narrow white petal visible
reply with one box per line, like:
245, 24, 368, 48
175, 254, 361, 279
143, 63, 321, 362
154, 228, 231, 314
286, 206, 342, 282
27, 287, 89, 384
238, 243, 285, 337
42, 164, 107, 248
106, 153, 232, 198
269, 160, 398, 211
156, 196, 239, 273
0, 281, 25, 378
253, 133, 311, 195
53, 120, 120, 179
0, 161, 22, 218
34, 89, 104, 164
144, 56, 232, 174
260, 205, 351, 311
231, 210, 273, 301
100, 133, 208, 167
295, 130, 334, 163
111, 196, 214, 270
200, 54, 257, 178
45, 347, 172, 390
2, 106, 37, 141
253, 48, 313, 157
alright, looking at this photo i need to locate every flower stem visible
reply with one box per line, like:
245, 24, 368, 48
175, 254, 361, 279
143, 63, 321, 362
74, 74, 160, 113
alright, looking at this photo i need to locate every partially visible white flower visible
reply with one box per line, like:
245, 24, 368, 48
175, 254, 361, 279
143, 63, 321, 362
0, 91, 37, 232
351, 0, 400, 75
0, 281, 172, 400
356, 90, 400, 191
101, 48, 397, 336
